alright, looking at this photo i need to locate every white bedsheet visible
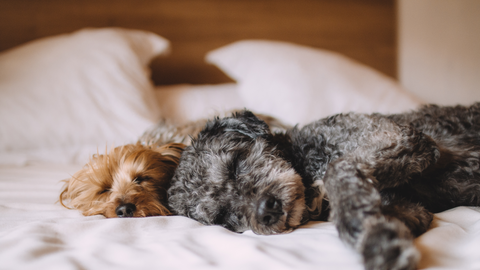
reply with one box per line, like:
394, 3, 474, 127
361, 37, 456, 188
1, 164, 479, 270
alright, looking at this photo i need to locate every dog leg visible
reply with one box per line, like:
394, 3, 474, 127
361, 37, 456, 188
324, 158, 419, 270
381, 197, 434, 237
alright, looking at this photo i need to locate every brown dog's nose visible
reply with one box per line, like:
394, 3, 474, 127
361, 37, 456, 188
116, 203, 136, 217
256, 195, 283, 225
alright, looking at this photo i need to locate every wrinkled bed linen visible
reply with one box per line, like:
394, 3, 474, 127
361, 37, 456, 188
1, 164, 479, 270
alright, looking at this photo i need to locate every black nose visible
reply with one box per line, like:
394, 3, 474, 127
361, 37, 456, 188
256, 195, 283, 225
116, 203, 136, 217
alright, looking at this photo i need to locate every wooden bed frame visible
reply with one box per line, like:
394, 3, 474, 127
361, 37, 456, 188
0, 0, 396, 85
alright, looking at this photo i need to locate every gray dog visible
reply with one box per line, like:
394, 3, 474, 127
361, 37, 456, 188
168, 104, 480, 270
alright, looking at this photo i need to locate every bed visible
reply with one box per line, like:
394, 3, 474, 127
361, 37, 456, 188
1, 1, 479, 270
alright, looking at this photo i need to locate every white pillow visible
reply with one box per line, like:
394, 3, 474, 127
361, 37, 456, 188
0, 28, 168, 164
206, 40, 422, 126
155, 83, 244, 125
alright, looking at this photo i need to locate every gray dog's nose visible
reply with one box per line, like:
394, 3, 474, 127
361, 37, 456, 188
116, 203, 136, 217
256, 195, 283, 225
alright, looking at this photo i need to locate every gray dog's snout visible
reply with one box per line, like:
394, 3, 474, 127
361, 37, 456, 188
256, 195, 283, 225
116, 203, 136, 217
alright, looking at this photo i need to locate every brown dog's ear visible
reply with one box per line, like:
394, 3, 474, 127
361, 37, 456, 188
150, 143, 186, 160
59, 178, 72, 209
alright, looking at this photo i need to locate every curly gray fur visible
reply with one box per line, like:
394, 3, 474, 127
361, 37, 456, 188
168, 103, 480, 270
139, 113, 290, 147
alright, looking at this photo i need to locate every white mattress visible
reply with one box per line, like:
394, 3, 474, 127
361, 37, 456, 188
1, 163, 479, 270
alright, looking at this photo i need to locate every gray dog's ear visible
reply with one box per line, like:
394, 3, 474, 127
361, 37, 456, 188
199, 110, 271, 141
226, 110, 271, 139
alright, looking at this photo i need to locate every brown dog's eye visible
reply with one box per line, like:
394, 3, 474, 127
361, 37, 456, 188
134, 176, 151, 184
99, 189, 110, 195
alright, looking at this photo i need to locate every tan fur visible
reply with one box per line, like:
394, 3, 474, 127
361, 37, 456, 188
59, 143, 185, 218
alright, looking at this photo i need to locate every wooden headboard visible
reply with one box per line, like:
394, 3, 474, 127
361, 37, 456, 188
0, 0, 396, 85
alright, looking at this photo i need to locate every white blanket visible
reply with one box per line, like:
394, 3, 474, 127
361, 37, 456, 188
1, 164, 479, 270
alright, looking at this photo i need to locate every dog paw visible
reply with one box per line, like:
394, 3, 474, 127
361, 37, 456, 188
359, 219, 419, 270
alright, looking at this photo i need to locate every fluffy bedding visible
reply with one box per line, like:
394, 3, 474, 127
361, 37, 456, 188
1, 28, 479, 270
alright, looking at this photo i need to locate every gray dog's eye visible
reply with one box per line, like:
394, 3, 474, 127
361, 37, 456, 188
227, 160, 238, 180
227, 154, 240, 180
227, 151, 247, 180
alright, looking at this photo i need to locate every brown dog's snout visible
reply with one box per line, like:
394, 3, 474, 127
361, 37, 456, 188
116, 203, 136, 217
